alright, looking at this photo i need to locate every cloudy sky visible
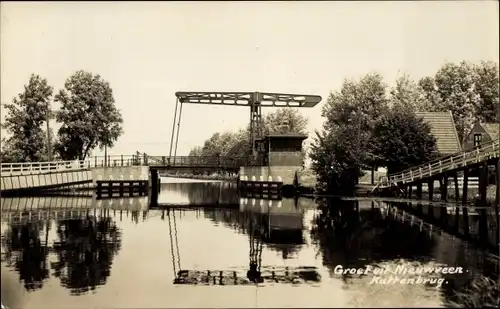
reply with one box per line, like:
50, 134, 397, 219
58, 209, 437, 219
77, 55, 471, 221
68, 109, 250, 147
1, 1, 498, 157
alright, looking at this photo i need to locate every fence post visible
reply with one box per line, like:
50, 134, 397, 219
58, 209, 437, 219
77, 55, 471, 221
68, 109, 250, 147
95, 156, 97, 168
121, 155, 124, 166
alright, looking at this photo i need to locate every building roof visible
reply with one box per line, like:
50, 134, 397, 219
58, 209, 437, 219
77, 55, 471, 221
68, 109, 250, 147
265, 133, 308, 139
415, 111, 462, 155
482, 122, 499, 140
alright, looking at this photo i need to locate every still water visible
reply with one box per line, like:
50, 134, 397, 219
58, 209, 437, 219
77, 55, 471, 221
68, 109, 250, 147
1, 178, 499, 308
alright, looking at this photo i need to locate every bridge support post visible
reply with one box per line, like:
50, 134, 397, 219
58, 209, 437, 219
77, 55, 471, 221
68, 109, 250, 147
478, 162, 488, 206
496, 157, 500, 253
415, 182, 422, 199
462, 168, 469, 204
453, 172, 460, 201
150, 169, 159, 207
407, 185, 412, 199
440, 173, 448, 202
428, 179, 434, 201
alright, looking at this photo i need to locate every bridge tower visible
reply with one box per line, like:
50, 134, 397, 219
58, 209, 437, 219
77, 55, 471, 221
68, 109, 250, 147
169, 92, 322, 161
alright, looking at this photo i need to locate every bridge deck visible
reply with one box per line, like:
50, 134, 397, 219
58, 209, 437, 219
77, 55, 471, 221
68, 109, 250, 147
1, 154, 253, 177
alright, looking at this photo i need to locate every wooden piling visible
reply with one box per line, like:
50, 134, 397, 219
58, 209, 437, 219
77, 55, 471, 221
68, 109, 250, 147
428, 179, 434, 201
453, 172, 459, 201
496, 158, 500, 252
150, 169, 159, 207
462, 207, 470, 238
416, 182, 422, 199
441, 173, 448, 202
478, 162, 488, 205
462, 168, 469, 204
97, 182, 102, 199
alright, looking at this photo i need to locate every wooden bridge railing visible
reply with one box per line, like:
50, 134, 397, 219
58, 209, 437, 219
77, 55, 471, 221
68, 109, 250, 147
0, 155, 144, 176
375, 138, 500, 190
1, 153, 255, 176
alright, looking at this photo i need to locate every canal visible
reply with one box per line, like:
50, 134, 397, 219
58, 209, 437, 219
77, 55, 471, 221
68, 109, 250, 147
1, 178, 499, 308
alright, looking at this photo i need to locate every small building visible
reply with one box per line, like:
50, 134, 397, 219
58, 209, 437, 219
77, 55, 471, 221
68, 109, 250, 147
240, 133, 307, 186
462, 122, 500, 151
415, 111, 462, 157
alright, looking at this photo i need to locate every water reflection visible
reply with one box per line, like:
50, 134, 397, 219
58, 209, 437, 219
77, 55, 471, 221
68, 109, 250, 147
312, 199, 437, 273
159, 181, 239, 206
0, 180, 498, 308
163, 196, 321, 286
1, 221, 50, 291
1, 211, 122, 296
51, 216, 122, 295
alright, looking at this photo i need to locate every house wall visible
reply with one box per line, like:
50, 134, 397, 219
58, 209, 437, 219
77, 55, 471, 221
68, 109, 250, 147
268, 151, 304, 166
462, 123, 493, 151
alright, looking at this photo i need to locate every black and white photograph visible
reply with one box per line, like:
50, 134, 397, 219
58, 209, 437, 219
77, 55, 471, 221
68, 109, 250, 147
0, 1, 499, 308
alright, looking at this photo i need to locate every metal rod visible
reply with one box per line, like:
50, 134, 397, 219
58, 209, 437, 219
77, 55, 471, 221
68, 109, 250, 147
169, 98, 180, 159
173, 102, 184, 162
46, 103, 52, 161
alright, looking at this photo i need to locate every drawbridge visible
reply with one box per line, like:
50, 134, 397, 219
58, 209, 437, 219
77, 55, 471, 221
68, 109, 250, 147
167, 92, 322, 163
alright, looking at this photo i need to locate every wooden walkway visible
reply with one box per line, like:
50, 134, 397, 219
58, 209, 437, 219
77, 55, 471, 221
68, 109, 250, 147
374, 138, 499, 191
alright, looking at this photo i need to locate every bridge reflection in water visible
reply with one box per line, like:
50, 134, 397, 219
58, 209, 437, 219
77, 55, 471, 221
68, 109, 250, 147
0, 180, 498, 308
170, 197, 320, 285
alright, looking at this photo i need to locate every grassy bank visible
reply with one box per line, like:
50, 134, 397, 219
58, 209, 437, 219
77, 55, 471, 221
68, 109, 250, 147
447, 274, 500, 308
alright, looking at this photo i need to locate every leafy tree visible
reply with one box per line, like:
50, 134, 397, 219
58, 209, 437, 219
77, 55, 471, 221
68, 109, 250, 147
310, 73, 389, 193
373, 107, 438, 175
390, 74, 432, 112
472, 61, 500, 123
190, 107, 309, 157
263, 108, 308, 135
226, 129, 251, 157
310, 124, 367, 194
54, 71, 123, 160
418, 61, 499, 142
200, 132, 241, 156
1, 74, 53, 162
188, 146, 204, 156
433, 61, 479, 142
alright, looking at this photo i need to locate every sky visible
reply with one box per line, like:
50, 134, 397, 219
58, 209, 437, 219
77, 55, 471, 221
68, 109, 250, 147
1, 1, 499, 158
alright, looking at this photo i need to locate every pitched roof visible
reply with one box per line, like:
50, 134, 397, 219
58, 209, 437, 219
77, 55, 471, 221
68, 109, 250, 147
482, 122, 499, 140
415, 111, 462, 155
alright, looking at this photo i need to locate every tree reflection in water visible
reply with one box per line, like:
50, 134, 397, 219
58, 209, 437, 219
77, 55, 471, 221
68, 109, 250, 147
50, 216, 122, 295
310, 198, 436, 277
1, 221, 50, 291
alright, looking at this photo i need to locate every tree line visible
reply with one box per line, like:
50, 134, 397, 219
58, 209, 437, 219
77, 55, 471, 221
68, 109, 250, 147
1, 71, 124, 162
188, 108, 309, 158
311, 60, 499, 194
190, 60, 499, 194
